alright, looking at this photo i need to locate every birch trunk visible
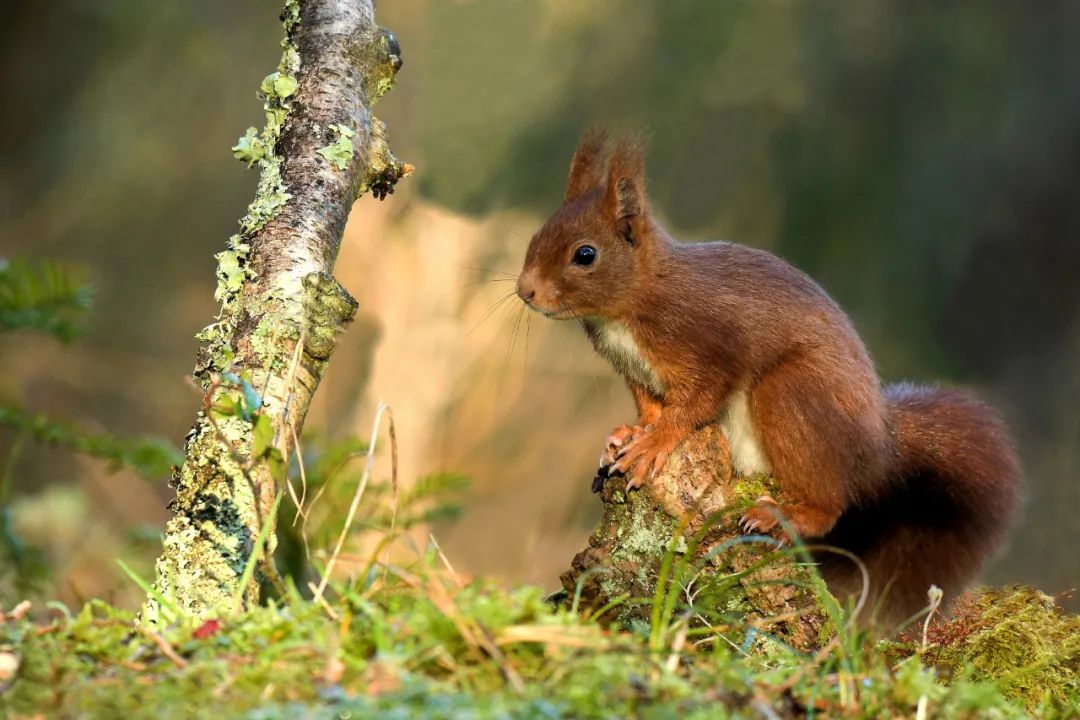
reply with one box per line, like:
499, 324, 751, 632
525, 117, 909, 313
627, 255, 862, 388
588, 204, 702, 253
144, 0, 407, 624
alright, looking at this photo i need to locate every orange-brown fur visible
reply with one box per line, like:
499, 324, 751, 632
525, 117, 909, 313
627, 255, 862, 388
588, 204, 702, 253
516, 130, 1021, 626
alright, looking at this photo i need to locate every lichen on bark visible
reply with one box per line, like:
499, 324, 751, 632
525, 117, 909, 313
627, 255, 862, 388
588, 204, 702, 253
145, 0, 407, 626
561, 425, 833, 651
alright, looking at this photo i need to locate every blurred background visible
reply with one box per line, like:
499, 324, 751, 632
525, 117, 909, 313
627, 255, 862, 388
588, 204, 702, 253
1, 0, 1077, 610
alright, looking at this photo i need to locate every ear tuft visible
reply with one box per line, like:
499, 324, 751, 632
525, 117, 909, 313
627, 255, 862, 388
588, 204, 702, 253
564, 127, 610, 202
606, 135, 647, 221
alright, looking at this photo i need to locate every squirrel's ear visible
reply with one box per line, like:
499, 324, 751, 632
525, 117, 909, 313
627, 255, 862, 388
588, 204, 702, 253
605, 136, 647, 226
564, 127, 609, 202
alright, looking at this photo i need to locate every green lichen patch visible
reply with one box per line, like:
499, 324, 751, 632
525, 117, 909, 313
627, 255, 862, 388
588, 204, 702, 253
259, 71, 298, 102
315, 124, 356, 171
213, 243, 249, 303
145, 401, 263, 626
207, 1, 302, 364
366, 29, 403, 103
280, 0, 301, 69
231, 127, 265, 167
301, 272, 359, 359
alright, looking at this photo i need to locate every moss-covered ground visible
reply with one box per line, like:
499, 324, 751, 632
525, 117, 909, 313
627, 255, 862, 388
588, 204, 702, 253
2, 545, 1077, 719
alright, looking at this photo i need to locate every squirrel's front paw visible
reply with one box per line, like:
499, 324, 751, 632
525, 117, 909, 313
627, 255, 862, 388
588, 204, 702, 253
599, 424, 646, 471
609, 428, 678, 492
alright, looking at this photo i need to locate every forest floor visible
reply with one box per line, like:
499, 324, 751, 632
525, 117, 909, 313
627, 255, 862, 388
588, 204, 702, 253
2, 553, 1077, 719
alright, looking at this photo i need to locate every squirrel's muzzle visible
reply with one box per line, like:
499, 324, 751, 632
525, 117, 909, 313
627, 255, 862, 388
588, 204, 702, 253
516, 270, 538, 305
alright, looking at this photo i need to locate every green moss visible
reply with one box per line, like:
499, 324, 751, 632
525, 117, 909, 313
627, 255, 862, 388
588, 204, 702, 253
729, 472, 778, 509
908, 586, 1080, 711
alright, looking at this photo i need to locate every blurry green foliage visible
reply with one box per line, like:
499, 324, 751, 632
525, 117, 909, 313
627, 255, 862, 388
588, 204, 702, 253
0, 405, 180, 482
0, 258, 92, 343
0, 258, 181, 596
0, 500, 49, 597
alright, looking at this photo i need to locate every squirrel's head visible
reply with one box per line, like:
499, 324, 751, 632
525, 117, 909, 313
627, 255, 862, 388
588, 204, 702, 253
517, 130, 651, 320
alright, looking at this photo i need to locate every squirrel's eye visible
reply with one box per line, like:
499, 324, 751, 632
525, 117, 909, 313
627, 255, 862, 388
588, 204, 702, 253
572, 245, 597, 266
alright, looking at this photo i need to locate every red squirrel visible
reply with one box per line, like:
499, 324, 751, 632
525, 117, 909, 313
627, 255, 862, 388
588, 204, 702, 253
516, 130, 1021, 624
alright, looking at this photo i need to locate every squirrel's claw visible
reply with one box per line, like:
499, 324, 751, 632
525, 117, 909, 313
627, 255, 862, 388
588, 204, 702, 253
738, 497, 796, 545
739, 496, 782, 535
611, 428, 676, 491
600, 424, 642, 471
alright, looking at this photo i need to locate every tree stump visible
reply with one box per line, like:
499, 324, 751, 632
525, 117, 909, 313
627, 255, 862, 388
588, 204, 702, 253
561, 425, 832, 651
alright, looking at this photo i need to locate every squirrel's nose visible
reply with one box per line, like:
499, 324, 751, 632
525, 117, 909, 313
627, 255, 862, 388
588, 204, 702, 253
517, 273, 537, 304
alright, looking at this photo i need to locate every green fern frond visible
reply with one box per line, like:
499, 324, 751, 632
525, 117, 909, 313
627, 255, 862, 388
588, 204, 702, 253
0, 258, 93, 342
365, 471, 469, 530
0, 403, 181, 480
0, 507, 49, 595
402, 471, 470, 507
296, 435, 368, 487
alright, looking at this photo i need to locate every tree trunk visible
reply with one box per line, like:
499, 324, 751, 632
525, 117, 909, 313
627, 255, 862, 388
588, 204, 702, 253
144, 0, 407, 625
561, 425, 832, 651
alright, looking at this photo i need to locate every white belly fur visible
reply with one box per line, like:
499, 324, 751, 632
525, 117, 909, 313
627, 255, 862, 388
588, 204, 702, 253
592, 321, 770, 475
591, 321, 666, 396
720, 390, 772, 475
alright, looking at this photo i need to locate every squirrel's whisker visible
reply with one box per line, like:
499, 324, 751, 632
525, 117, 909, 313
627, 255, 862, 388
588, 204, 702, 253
523, 312, 532, 374
455, 263, 519, 280
468, 290, 518, 336
505, 302, 526, 366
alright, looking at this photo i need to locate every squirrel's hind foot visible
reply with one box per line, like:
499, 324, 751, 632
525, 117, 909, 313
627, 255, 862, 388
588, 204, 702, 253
740, 497, 840, 545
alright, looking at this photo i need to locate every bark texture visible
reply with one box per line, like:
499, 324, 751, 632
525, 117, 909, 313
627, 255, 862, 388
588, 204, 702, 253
562, 425, 832, 651
145, 0, 407, 624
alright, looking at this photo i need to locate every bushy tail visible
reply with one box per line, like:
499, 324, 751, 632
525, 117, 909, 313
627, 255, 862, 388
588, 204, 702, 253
816, 383, 1022, 628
